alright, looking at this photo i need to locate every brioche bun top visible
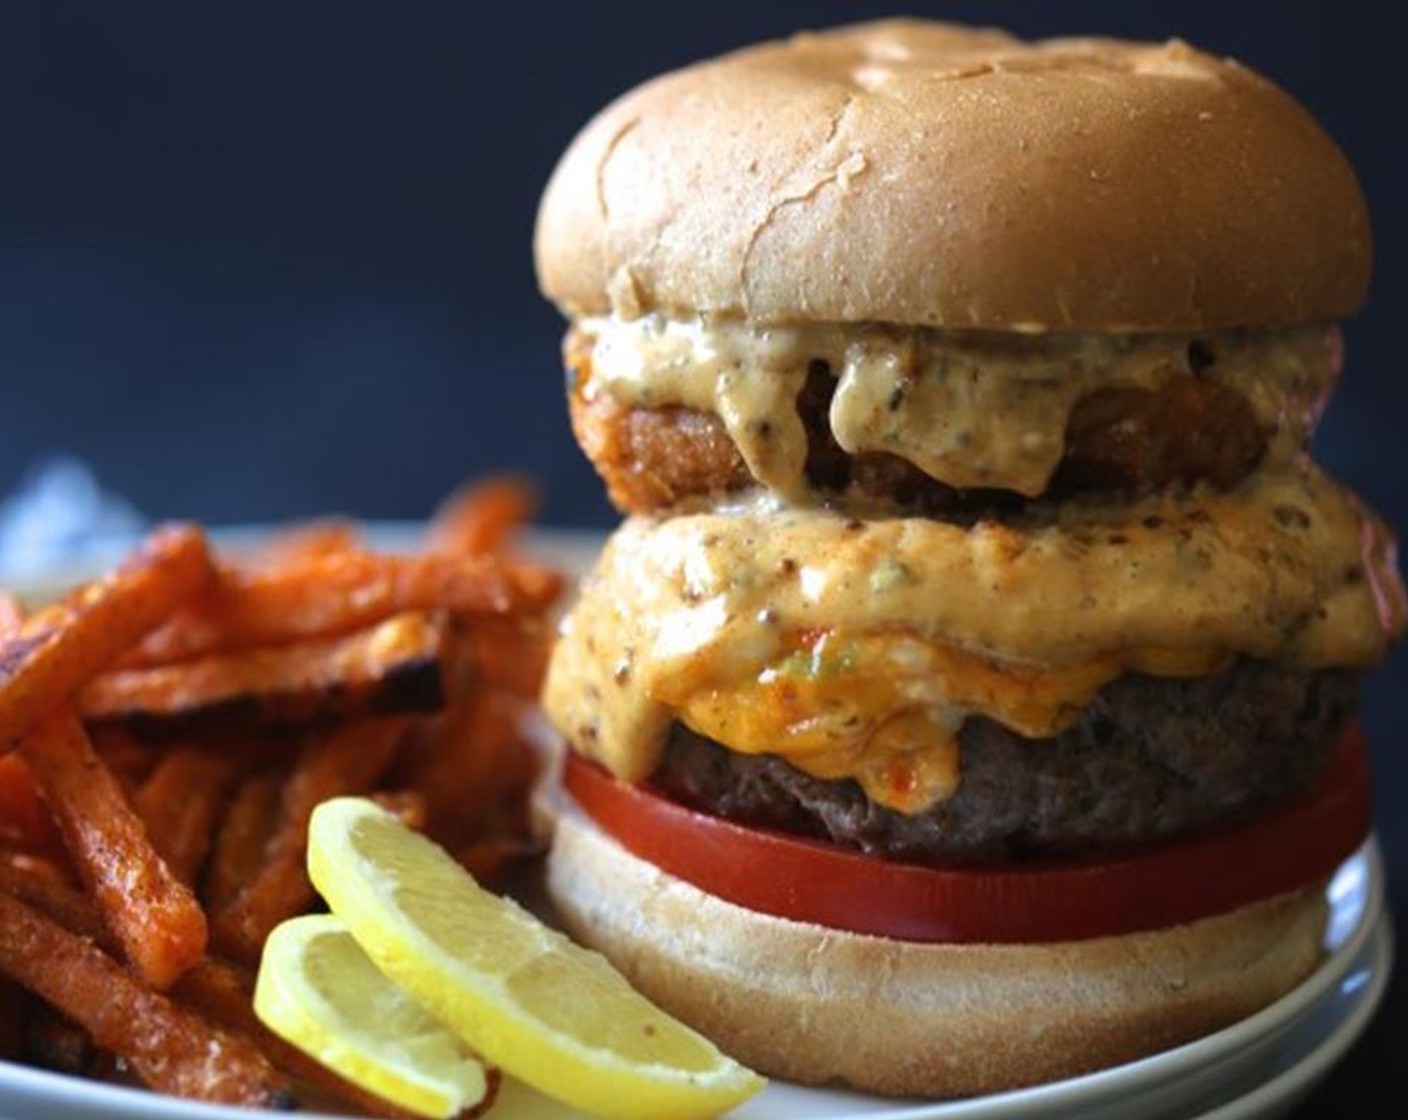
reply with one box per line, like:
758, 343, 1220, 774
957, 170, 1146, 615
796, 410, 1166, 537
534, 19, 1370, 332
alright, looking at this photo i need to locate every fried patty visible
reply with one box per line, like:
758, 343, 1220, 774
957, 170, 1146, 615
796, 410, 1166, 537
650, 662, 1356, 862
570, 355, 1267, 515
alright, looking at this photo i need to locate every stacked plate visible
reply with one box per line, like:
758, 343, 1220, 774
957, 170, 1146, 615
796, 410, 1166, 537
730, 840, 1391, 1120
0, 528, 1391, 1120
0, 841, 1385, 1120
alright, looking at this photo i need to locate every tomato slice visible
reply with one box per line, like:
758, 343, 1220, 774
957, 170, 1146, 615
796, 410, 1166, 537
562, 727, 1371, 944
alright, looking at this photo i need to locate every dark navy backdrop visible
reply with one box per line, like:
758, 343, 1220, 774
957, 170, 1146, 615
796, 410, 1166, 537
0, 1, 1402, 1107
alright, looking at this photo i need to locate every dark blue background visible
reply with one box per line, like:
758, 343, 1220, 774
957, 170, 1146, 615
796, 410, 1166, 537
0, 1, 1402, 1108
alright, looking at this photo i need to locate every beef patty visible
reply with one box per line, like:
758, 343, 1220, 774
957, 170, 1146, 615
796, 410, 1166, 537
651, 662, 1357, 862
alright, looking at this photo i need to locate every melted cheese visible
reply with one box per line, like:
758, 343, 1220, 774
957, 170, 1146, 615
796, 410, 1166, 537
543, 464, 1404, 813
664, 630, 1228, 812
583, 315, 1340, 497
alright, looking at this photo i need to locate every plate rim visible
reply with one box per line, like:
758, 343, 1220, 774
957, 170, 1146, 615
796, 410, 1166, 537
0, 839, 1383, 1120
1193, 911, 1393, 1120
0, 524, 1389, 1120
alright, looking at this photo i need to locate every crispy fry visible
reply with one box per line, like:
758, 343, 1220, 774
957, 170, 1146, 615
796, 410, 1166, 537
468, 615, 557, 699
428, 475, 538, 556
255, 518, 364, 566
0, 853, 109, 947
0, 478, 561, 1108
133, 747, 246, 886
203, 769, 282, 915
0, 889, 292, 1105
0, 847, 76, 889
84, 611, 448, 736
169, 955, 257, 1029
393, 690, 538, 853
0, 754, 62, 854
129, 548, 561, 667
87, 725, 161, 792
20, 712, 207, 989
213, 718, 406, 962
0, 525, 213, 750
0, 593, 36, 932
0, 860, 133, 1088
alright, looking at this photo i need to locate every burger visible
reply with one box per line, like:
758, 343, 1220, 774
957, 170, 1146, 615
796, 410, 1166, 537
531, 19, 1405, 1097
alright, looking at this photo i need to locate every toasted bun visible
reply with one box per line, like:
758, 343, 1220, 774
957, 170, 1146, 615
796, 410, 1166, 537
535, 19, 1369, 332
546, 807, 1328, 1098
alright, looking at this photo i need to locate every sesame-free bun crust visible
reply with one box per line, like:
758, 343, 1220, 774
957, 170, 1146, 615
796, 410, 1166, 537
546, 808, 1328, 1098
535, 20, 1370, 332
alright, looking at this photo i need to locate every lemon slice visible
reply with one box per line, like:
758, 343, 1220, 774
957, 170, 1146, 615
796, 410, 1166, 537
254, 913, 492, 1119
308, 795, 766, 1120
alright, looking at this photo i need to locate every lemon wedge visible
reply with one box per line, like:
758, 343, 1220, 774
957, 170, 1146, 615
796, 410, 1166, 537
254, 913, 492, 1119
307, 795, 766, 1120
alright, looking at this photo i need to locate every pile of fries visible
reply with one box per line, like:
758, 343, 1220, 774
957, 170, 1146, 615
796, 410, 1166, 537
0, 478, 562, 1114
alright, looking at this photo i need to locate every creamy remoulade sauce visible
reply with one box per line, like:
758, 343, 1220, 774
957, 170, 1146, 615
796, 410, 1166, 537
543, 464, 1404, 813
580, 315, 1341, 499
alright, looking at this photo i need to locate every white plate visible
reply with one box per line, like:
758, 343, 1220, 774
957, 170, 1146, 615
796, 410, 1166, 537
0, 526, 1391, 1119
1199, 912, 1392, 1120
0, 844, 1385, 1120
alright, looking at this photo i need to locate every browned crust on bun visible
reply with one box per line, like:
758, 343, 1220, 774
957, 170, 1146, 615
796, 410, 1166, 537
535, 19, 1370, 331
546, 809, 1328, 1098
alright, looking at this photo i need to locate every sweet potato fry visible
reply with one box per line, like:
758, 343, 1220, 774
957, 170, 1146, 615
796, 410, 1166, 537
0, 599, 67, 855
467, 615, 557, 700
213, 718, 406, 962
83, 611, 448, 736
0, 847, 76, 889
0, 754, 62, 854
87, 725, 161, 792
427, 475, 538, 556
20, 712, 206, 989
129, 548, 561, 666
169, 955, 258, 1029
0, 481, 561, 1109
0, 525, 214, 750
392, 690, 538, 853
255, 518, 364, 566
133, 746, 246, 886
0, 889, 293, 1105
0, 853, 109, 947
203, 769, 281, 915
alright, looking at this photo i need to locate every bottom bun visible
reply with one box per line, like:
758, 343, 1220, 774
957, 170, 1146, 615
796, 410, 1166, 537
546, 809, 1329, 1099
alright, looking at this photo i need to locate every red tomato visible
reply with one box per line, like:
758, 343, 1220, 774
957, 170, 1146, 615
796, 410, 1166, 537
562, 727, 1371, 943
